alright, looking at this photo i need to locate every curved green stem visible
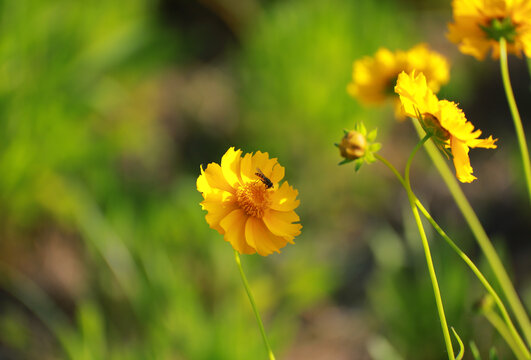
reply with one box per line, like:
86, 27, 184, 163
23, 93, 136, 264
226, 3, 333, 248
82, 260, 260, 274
412, 120, 531, 347
375, 154, 406, 187
500, 37, 531, 205
404, 134, 455, 360
234, 250, 276, 360
376, 153, 531, 359
416, 203, 530, 359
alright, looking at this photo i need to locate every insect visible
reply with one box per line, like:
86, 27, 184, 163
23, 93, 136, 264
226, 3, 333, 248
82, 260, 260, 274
255, 168, 273, 189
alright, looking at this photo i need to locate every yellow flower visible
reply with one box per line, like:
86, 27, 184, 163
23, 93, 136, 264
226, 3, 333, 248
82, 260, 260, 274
347, 44, 449, 107
197, 148, 302, 256
448, 0, 531, 59
394, 71, 497, 183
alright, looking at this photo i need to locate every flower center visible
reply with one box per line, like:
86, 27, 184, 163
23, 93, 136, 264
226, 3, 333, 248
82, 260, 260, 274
480, 17, 517, 43
236, 181, 270, 218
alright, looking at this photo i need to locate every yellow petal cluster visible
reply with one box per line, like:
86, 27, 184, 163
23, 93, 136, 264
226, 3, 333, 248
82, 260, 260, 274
347, 44, 449, 106
395, 71, 498, 183
448, 0, 531, 59
197, 148, 302, 256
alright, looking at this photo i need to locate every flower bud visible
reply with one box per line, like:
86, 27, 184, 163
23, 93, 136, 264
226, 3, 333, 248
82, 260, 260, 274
339, 130, 367, 160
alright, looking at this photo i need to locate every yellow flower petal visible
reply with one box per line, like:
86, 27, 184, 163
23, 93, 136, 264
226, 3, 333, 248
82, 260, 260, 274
269, 181, 300, 211
394, 71, 439, 117
201, 191, 237, 233
269, 163, 285, 185
239, 151, 284, 187
263, 209, 301, 242
196, 165, 212, 195
451, 137, 477, 183
245, 216, 286, 256
221, 147, 243, 188
467, 136, 498, 149
348, 44, 449, 107
239, 152, 254, 183
220, 209, 255, 255
251, 151, 277, 180
201, 162, 235, 194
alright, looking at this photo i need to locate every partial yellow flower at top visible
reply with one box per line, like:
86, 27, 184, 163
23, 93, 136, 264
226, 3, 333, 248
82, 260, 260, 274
448, 0, 531, 60
395, 71, 498, 183
197, 148, 302, 256
347, 44, 449, 107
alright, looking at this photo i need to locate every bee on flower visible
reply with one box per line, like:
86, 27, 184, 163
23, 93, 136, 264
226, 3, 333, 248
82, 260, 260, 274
197, 148, 302, 256
394, 71, 498, 183
447, 0, 531, 59
347, 44, 450, 116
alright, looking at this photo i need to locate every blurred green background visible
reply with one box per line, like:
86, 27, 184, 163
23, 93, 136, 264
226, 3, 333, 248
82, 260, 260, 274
0, 0, 530, 359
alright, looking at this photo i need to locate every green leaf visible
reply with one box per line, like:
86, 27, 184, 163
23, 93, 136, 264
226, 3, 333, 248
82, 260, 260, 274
354, 159, 363, 172
360, 122, 367, 136
365, 152, 376, 163
414, 106, 423, 121
367, 128, 378, 142
354, 122, 367, 136
369, 143, 382, 153
338, 158, 354, 165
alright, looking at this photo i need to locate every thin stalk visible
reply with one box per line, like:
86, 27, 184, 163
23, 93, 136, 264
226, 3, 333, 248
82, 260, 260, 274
482, 307, 528, 360
416, 203, 530, 359
405, 134, 455, 360
500, 37, 531, 204
234, 250, 276, 360
376, 153, 531, 359
413, 120, 531, 347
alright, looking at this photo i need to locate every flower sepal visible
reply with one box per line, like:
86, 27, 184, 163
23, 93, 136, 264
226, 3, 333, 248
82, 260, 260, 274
415, 108, 453, 160
479, 17, 517, 43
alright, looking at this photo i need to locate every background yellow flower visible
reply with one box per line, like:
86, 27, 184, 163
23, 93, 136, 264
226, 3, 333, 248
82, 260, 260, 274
197, 147, 302, 256
347, 44, 449, 106
395, 71, 497, 183
447, 0, 531, 59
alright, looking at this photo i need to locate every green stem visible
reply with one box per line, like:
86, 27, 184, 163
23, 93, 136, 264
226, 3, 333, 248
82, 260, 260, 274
376, 152, 531, 359
416, 203, 530, 359
412, 120, 531, 347
500, 37, 531, 205
482, 306, 528, 360
234, 250, 276, 360
405, 134, 455, 360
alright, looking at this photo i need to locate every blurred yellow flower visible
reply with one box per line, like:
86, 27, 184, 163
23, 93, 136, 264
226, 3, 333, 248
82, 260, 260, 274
448, 0, 531, 59
347, 44, 449, 107
197, 148, 301, 256
395, 71, 497, 183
